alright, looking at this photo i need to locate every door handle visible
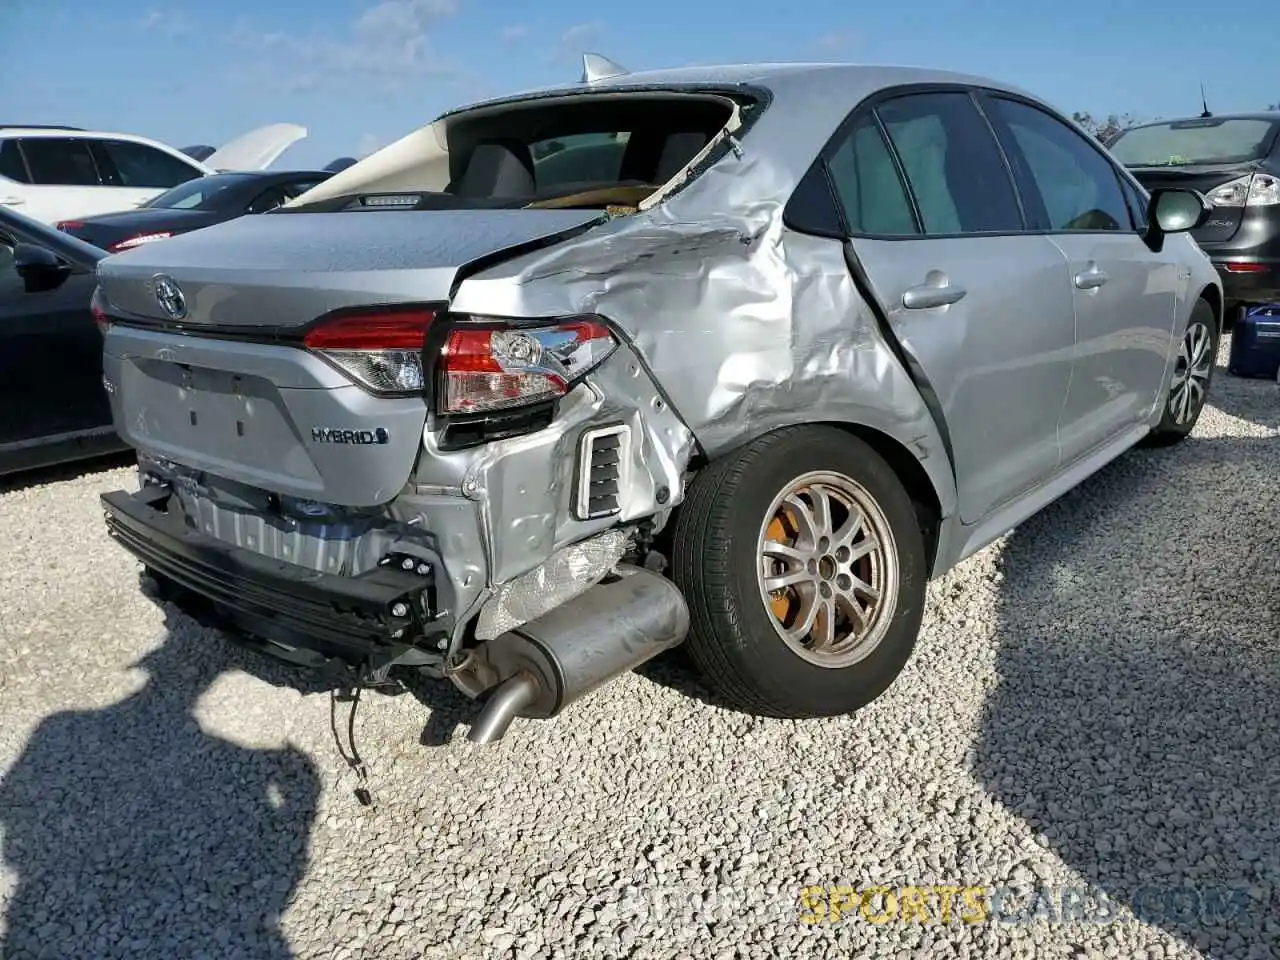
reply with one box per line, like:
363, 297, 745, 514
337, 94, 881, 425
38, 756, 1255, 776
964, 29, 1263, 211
0, 196, 25, 206
902, 281, 967, 310
1073, 267, 1108, 290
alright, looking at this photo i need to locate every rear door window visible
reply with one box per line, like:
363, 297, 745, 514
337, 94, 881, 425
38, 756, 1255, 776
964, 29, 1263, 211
19, 138, 102, 186
874, 92, 1024, 235
826, 114, 919, 236
0, 141, 29, 183
93, 139, 201, 189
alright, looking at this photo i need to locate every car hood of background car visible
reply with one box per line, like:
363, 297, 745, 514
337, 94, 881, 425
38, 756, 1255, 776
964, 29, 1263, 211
94, 207, 607, 327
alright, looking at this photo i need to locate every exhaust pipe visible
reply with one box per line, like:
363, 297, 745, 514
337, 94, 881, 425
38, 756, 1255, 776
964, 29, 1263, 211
466, 566, 689, 743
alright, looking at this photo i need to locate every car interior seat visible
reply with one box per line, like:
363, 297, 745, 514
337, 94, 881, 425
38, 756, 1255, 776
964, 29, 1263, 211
453, 139, 536, 199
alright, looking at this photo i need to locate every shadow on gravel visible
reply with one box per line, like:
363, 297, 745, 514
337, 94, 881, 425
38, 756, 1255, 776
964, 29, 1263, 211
0, 450, 135, 496
973, 431, 1280, 959
0, 606, 319, 960
635, 647, 741, 713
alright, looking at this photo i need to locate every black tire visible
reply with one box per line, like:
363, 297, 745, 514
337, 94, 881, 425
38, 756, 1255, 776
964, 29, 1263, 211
1144, 298, 1218, 447
671, 426, 928, 718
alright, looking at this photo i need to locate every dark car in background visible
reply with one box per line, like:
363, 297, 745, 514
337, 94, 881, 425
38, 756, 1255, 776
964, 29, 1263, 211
1108, 112, 1280, 316
55, 169, 332, 253
0, 205, 126, 475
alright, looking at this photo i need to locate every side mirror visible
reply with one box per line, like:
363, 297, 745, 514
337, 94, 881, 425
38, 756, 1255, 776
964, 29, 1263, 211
1143, 188, 1212, 253
13, 242, 72, 293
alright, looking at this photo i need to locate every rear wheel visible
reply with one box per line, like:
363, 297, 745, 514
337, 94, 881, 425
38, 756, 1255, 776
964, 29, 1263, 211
671, 427, 927, 718
1145, 298, 1218, 447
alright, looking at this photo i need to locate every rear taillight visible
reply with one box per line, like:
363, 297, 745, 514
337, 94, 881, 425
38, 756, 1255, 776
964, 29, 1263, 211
108, 231, 173, 252
439, 316, 617, 415
1205, 173, 1280, 208
55, 220, 84, 233
302, 308, 436, 395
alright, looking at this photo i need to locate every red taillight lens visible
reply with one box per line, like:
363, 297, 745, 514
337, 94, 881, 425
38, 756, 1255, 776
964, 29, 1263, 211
56, 220, 84, 232
302, 308, 435, 394
108, 231, 173, 252
1221, 262, 1267, 274
440, 316, 617, 415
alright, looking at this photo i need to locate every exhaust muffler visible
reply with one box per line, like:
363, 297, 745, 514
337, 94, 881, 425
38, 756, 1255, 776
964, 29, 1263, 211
462, 566, 690, 743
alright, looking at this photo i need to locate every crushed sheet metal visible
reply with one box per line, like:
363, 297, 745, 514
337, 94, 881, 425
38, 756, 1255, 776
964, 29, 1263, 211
474, 529, 631, 640
451, 145, 959, 518
411, 348, 695, 588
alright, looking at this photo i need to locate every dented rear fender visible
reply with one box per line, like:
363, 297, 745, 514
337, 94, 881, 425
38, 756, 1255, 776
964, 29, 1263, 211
450, 183, 959, 523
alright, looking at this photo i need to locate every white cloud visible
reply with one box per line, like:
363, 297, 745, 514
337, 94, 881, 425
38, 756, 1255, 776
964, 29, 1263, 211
138, 8, 193, 38
356, 133, 386, 158
813, 30, 857, 55
550, 21, 604, 64
229, 0, 460, 90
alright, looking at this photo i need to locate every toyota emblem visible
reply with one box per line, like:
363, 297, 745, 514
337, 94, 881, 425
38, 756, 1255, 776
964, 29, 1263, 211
152, 274, 187, 320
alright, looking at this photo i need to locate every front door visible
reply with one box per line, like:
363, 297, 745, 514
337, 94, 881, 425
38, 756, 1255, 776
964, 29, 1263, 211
831, 90, 1077, 524
981, 94, 1179, 461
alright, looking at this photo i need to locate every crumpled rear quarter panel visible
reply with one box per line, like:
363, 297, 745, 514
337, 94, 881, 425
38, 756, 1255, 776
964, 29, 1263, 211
451, 149, 958, 521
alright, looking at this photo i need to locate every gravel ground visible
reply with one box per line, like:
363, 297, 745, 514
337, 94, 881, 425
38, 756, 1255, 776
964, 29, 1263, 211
0, 340, 1277, 960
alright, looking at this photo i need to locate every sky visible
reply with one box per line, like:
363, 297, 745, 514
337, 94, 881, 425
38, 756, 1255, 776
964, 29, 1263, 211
1, 0, 1277, 169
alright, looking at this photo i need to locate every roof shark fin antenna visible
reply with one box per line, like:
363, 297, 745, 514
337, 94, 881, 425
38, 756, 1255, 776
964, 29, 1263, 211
581, 53, 629, 84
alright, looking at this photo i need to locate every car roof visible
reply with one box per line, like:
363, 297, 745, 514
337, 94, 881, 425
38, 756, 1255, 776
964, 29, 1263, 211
0, 127, 188, 143
442, 61, 1044, 117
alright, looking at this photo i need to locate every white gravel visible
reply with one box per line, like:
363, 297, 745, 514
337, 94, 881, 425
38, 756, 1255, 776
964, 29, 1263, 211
0, 339, 1277, 960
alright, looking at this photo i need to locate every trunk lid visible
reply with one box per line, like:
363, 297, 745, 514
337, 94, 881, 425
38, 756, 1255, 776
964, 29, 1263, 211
97, 207, 603, 327
1127, 161, 1262, 244
99, 208, 604, 507
64, 208, 216, 250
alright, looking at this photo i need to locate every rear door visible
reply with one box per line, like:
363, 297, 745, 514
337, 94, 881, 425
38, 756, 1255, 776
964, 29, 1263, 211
9, 138, 107, 224
831, 89, 1077, 524
982, 94, 1178, 459
0, 139, 33, 213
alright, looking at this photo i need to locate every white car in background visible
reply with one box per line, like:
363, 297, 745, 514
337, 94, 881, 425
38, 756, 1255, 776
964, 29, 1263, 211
0, 123, 307, 225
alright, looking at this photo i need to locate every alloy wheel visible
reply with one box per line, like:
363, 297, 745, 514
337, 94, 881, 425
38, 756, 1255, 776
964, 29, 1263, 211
1169, 320, 1213, 426
756, 471, 899, 669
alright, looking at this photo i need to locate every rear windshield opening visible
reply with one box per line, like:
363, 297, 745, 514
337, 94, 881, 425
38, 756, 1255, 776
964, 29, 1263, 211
291, 92, 744, 213
1108, 117, 1280, 167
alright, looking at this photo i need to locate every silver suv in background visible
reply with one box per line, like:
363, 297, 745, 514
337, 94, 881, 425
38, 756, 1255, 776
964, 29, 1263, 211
95, 62, 1222, 743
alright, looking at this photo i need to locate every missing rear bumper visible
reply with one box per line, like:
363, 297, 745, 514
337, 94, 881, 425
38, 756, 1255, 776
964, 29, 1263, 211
102, 486, 450, 665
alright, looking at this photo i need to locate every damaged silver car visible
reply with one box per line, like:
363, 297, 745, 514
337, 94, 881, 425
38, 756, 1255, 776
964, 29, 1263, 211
96, 60, 1223, 742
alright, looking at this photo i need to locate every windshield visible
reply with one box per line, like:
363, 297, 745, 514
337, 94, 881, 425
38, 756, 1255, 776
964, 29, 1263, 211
1108, 118, 1280, 167
145, 173, 255, 209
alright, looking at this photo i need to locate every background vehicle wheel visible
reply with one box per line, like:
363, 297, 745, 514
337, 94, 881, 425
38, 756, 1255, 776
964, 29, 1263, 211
671, 426, 928, 718
1144, 298, 1218, 447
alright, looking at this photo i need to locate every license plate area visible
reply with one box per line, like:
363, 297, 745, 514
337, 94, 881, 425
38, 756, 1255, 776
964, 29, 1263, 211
121, 357, 322, 487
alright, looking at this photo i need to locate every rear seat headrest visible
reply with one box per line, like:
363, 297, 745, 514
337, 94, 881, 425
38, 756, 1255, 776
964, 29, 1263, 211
456, 140, 535, 198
